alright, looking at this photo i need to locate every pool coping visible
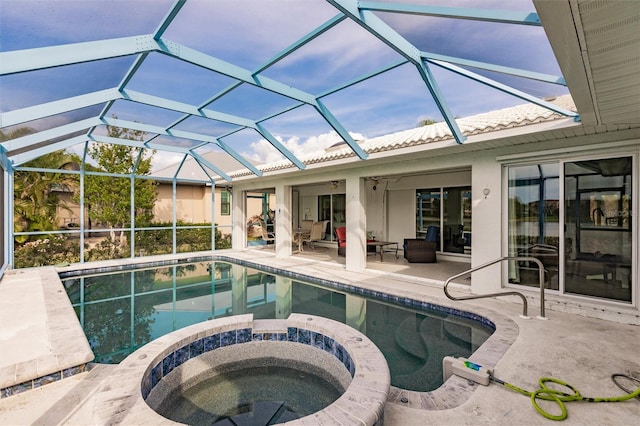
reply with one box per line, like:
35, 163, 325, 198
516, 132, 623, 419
0, 267, 94, 397
92, 313, 390, 425
57, 252, 519, 411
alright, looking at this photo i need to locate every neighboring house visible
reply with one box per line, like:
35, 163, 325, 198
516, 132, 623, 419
154, 183, 213, 224
151, 151, 270, 239
51, 151, 270, 240
51, 184, 81, 228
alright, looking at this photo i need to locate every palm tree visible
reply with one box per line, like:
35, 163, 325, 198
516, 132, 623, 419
8, 128, 81, 242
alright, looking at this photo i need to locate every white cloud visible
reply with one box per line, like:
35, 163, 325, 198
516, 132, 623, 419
151, 152, 188, 174
243, 131, 366, 164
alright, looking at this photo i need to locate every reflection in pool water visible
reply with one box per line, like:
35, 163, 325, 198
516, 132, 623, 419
61, 260, 493, 392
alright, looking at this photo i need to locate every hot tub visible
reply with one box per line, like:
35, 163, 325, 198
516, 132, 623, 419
92, 313, 390, 425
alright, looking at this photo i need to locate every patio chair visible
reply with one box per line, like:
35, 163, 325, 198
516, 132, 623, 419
293, 220, 314, 251
299, 220, 313, 233
301, 220, 329, 251
259, 220, 275, 244
335, 226, 346, 256
403, 225, 439, 263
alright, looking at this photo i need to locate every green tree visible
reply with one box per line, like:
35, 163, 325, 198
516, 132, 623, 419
9, 126, 81, 242
0, 126, 38, 142
418, 118, 438, 126
84, 124, 157, 251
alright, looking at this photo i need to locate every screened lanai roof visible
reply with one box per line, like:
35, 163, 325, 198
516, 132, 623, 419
1, 0, 637, 184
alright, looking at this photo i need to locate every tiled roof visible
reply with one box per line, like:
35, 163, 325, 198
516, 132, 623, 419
228, 95, 576, 179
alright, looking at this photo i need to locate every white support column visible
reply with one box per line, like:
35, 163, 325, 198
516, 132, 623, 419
274, 183, 292, 258
345, 174, 366, 272
231, 188, 246, 250
471, 155, 503, 294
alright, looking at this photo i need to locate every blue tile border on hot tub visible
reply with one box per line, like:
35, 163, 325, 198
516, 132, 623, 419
142, 326, 356, 400
58, 254, 497, 333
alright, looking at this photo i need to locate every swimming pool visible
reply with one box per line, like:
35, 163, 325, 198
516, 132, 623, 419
61, 258, 494, 392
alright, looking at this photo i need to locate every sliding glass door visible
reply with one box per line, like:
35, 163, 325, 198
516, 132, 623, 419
564, 157, 632, 302
507, 164, 560, 290
416, 186, 471, 254
318, 194, 345, 241
507, 156, 633, 303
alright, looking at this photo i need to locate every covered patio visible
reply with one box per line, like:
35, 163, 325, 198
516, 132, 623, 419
263, 237, 472, 285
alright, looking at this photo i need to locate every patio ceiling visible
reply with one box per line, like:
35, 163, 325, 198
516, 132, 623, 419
1, 0, 635, 185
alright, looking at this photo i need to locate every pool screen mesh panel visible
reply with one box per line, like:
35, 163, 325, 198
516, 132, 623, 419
1, 0, 575, 182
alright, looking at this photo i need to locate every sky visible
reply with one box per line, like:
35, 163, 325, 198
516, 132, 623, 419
0, 0, 569, 173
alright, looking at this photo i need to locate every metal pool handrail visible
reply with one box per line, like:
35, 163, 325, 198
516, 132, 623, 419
443, 256, 546, 319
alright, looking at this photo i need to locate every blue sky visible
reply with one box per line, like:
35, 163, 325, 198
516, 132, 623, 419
0, 0, 569, 171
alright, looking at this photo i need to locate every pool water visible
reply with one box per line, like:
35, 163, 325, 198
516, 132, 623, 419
61, 260, 493, 392
156, 365, 343, 425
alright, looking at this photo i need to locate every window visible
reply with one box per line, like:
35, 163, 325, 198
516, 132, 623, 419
416, 186, 471, 254
221, 190, 230, 215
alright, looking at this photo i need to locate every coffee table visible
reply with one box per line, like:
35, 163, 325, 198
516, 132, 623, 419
366, 241, 399, 262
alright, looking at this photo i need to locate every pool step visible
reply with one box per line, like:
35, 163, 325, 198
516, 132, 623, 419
393, 316, 442, 389
395, 315, 446, 360
393, 315, 490, 390
442, 316, 492, 352
213, 401, 302, 425
394, 317, 426, 360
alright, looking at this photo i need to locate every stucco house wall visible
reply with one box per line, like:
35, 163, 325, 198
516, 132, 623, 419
230, 120, 639, 324
154, 184, 236, 236
154, 184, 208, 224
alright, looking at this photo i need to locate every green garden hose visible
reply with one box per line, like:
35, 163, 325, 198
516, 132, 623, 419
489, 374, 640, 421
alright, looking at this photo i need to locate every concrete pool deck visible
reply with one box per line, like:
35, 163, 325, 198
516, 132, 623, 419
0, 249, 639, 425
